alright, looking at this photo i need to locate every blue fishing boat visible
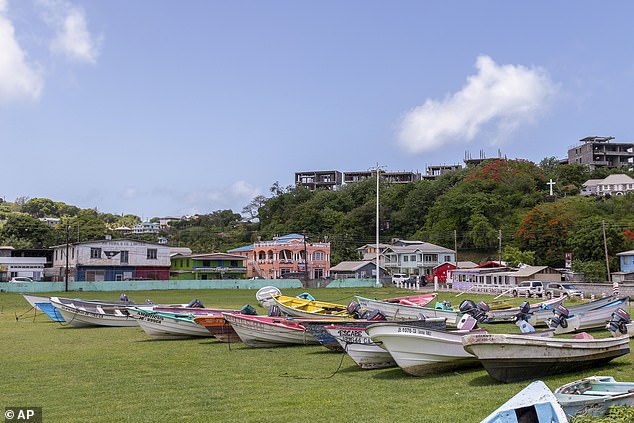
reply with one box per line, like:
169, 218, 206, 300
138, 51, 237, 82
554, 375, 634, 419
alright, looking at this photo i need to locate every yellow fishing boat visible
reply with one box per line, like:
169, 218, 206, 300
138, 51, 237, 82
271, 295, 351, 319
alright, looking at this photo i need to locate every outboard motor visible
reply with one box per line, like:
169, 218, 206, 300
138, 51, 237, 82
240, 304, 257, 315
346, 300, 365, 319
459, 299, 489, 323
548, 304, 570, 329
606, 308, 631, 336
514, 301, 535, 333
187, 299, 205, 308
366, 309, 387, 321
267, 305, 283, 317
416, 313, 427, 322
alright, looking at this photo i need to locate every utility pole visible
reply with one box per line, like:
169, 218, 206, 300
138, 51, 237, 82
65, 225, 70, 292
454, 230, 458, 266
370, 163, 385, 288
602, 220, 611, 283
497, 229, 502, 264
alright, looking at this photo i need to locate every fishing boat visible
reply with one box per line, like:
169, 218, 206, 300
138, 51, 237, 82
481, 381, 568, 423
365, 317, 485, 376
486, 296, 566, 323
127, 308, 219, 339
22, 294, 64, 322
462, 332, 631, 383
355, 295, 464, 326
553, 375, 634, 419
49, 296, 138, 327
271, 295, 351, 319
193, 315, 241, 342
530, 295, 629, 327
255, 285, 282, 308
325, 325, 396, 369
309, 317, 446, 353
222, 313, 319, 347
547, 296, 630, 334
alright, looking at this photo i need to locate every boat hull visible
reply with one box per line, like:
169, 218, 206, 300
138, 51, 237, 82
366, 323, 482, 376
193, 315, 241, 343
128, 308, 213, 339
223, 313, 319, 348
462, 333, 631, 383
50, 297, 138, 327
325, 326, 396, 369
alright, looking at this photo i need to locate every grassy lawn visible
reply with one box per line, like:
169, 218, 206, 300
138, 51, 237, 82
0, 288, 632, 422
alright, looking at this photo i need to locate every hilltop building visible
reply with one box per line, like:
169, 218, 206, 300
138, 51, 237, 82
567, 136, 634, 169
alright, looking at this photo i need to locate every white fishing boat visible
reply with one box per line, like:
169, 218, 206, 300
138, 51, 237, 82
324, 325, 396, 369
355, 295, 463, 326
554, 375, 634, 419
49, 296, 138, 327
222, 313, 319, 348
462, 332, 631, 383
365, 317, 485, 376
548, 296, 630, 334
481, 381, 568, 423
127, 308, 217, 339
530, 295, 629, 327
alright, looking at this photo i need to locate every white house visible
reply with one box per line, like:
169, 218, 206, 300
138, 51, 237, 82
382, 239, 455, 279
581, 174, 634, 196
132, 221, 160, 234
0, 256, 46, 281
51, 238, 171, 282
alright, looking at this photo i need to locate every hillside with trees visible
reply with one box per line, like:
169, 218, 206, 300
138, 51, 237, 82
2, 158, 634, 281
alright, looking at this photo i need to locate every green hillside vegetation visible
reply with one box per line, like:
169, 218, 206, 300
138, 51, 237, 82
2, 158, 634, 279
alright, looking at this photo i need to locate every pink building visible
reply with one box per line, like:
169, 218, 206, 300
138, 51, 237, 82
228, 234, 330, 279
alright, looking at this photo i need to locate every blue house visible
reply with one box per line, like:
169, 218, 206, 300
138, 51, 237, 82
617, 250, 634, 273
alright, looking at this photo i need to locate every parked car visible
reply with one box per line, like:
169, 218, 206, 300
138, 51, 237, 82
9, 277, 33, 282
511, 280, 544, 298
545, 283, 583, 299
391, 273, 409, 285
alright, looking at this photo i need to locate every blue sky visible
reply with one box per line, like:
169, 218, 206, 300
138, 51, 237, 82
2, 1, 634, 218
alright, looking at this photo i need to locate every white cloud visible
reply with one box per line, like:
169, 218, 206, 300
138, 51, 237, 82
122, 187, 137, 200
0, 1, 44, 103
39, 0, 101, 64
397, 55, 557, 154
231, 180, 261, 199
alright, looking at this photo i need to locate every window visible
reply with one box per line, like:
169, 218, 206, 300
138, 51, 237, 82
410, 255, 416, 262
403, 256, 409, 262
120, 251, 129, 264
313, 251, 325, 261
72, 248, 75, 259
91, 248, 101, 259
147, 249, 157, 260
55, 250, 58, 260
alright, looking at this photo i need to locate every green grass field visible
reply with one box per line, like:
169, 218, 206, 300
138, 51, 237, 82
0, 288, 632, 422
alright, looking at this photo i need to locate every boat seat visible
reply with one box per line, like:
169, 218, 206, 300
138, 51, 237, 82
580, 390, 623, 396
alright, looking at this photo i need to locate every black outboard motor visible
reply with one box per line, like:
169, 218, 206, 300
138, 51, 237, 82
459, 299, 489, 323
606, 308, 631, 336
366, 309, 387, 321
514, 301, 532, 322
548, 304, 570, 329
187, 299, 205, 308
346, 300, 362, 318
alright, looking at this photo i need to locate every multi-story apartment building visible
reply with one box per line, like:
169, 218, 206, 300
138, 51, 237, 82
51, 238, 171, 281
344, 170, 421, 184
228, 233, 330, 279
295, 170, 343, 191
132, 221, 160, 234
567, 136, 634, 169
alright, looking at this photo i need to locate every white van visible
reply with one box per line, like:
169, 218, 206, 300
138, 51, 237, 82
391, 274, 409, 285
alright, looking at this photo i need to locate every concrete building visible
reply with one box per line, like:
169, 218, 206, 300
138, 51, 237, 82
170, 253, 247, 280
228, 233, 331, 279
295, 170, 343, 191
567, 136, 634, 169
132, 221, 160, 234
382, 239, 456, 279
51, 238, 171, 282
